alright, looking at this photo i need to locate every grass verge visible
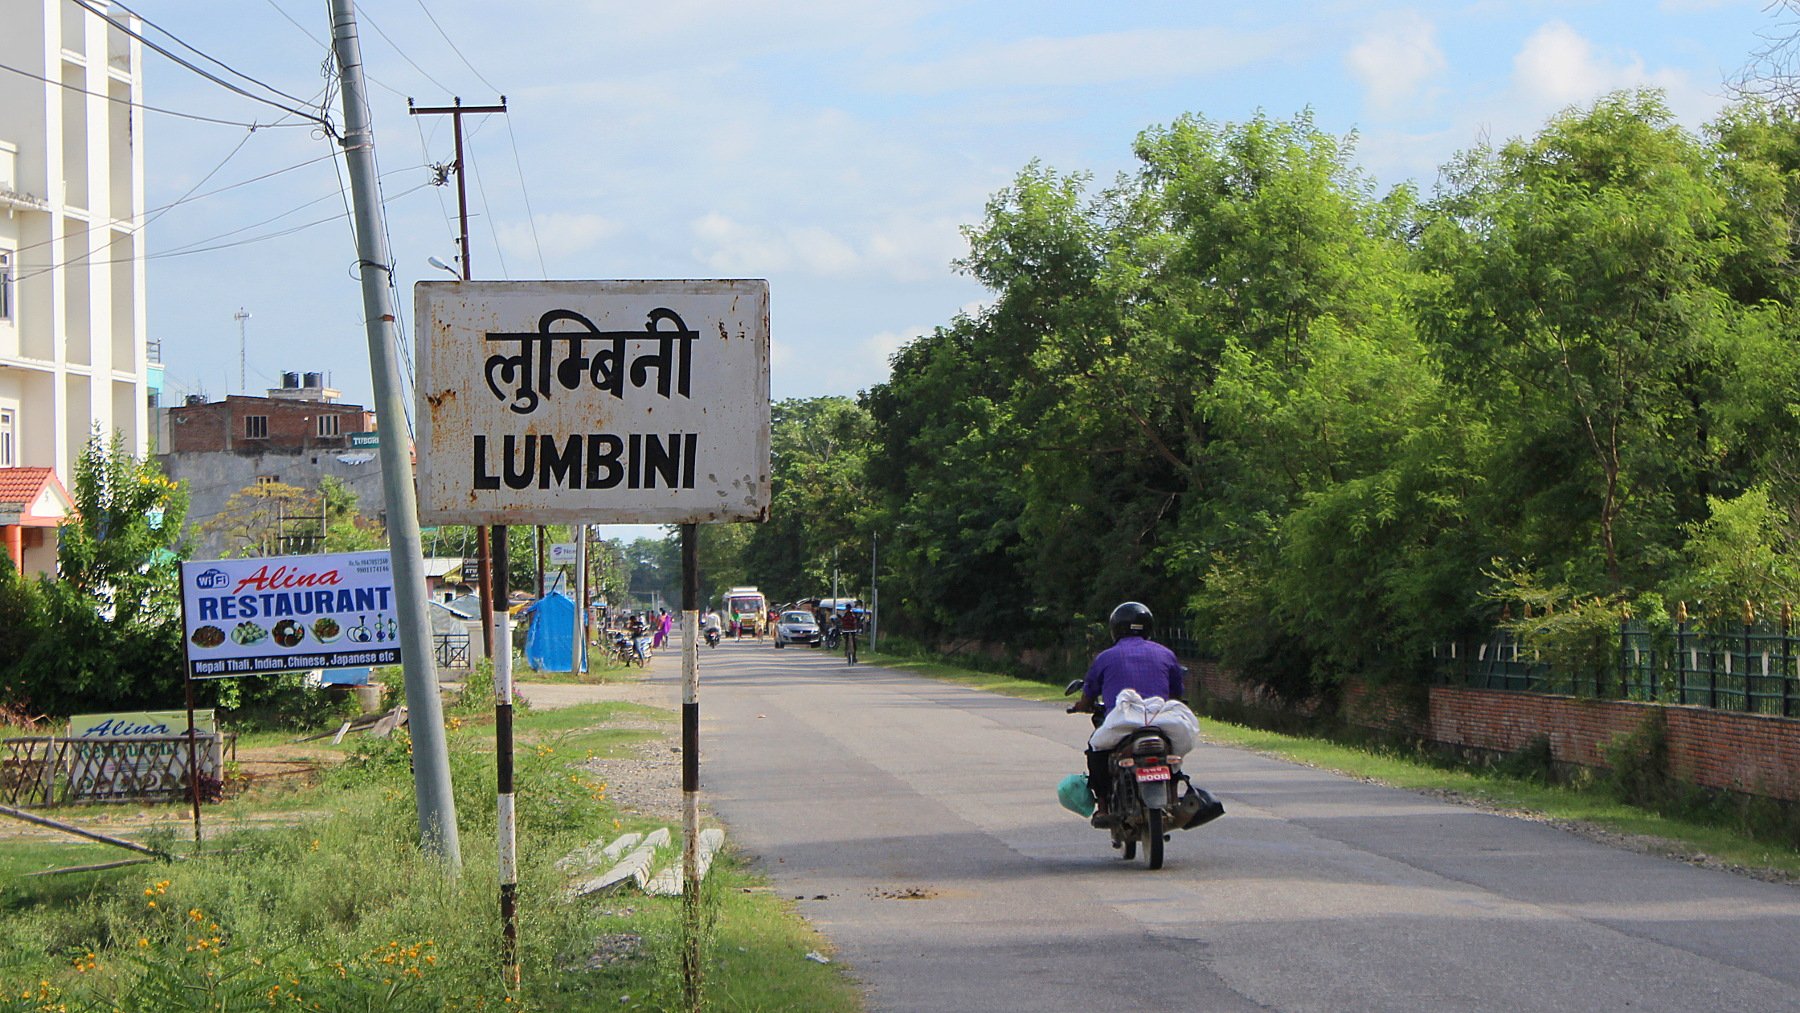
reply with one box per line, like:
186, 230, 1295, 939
862, 648, 1800, 881
0, 698, 858, 1011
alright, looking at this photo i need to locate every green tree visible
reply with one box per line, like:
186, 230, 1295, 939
741, 397, 876, 604
1, 436, 190, 714
199, 481, 317, 557
320, 476, 385, 552
1420, 91, 1740, 591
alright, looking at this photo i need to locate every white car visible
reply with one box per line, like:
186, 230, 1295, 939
773, 610, 821, 648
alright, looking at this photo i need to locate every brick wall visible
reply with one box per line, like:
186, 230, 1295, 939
1429, 688, 1800, 801
1196, 663, 1800, 802
167, 397, 370, 453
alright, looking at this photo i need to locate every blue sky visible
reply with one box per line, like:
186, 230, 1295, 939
131, 1, 1777, 440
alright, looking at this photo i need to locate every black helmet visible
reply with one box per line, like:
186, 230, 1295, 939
1109, 601, 1154, 641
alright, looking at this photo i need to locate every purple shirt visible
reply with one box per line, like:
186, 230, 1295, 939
1083, 637, 1185, 713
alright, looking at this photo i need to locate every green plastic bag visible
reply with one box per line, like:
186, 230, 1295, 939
1056, 773, 1095, 817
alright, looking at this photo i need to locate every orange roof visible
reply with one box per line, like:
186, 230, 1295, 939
0, 468, 75, 526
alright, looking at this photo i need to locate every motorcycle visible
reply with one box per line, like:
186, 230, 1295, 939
704, 626, 721, 649
612, 630, 649, 667
1064, 680, 1223, 869
822, 624, 840, 651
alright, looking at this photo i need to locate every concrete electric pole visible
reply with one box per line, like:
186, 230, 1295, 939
327, 0, 461, 867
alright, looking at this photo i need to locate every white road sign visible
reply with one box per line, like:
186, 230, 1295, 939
415, 280, 771, 525
550, 541, 578, 564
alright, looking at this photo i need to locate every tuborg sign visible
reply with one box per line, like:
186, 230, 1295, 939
414, 280, 771, 525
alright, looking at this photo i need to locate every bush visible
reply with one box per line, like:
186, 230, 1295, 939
0, 437, 190, 717
215, 672, 359, 732
1604, 711, 1671, 808
454, 657, 529, 715
1491, 734, 1559, 785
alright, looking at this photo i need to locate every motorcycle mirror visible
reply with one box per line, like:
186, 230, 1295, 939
1063, 679, 1083, 696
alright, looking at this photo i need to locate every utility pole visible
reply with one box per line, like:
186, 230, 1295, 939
408, 91, 515, 981
327, 0, 460, 866
409, 95, 507, 660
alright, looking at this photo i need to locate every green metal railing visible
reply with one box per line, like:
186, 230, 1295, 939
1436, 611, 1800, 718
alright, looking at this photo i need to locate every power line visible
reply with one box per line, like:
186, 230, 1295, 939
358, 4, 455, 95
13, 176, 430, 282
0, 60, 310, 130
414, 0, 501, 93
111, 0, 320, 110
464, 124, 510, 279
4, 145, 342, 262
261, 0, 411, 101
66, 0, 334, 132
415, 114, 463, 258
504, 117, 548, 279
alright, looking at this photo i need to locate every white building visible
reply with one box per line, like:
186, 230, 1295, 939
0, 1, 147, 573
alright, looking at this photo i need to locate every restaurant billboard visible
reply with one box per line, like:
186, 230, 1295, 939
179, 551, 401, 678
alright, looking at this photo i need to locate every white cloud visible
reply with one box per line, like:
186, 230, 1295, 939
795, 324, 931, 394
690, 213, 966, 282
1346, 16, 1448, 111
1511, 21, 1690, 109
865, 324, 926, 362
873, 28, 1280, 94
495, 212, 623, 266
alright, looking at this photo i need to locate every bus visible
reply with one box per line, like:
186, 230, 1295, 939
723, 587, 767, 638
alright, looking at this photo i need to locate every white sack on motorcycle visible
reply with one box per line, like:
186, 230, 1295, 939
1087, 690, 1200, 755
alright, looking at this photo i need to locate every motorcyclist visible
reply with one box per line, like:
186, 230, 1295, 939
1073, 601, 1185, 826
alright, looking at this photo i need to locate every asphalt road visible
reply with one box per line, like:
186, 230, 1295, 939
678, 638, 1800, 1012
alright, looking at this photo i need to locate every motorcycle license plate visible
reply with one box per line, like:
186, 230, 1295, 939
1134, 765, 1171, 782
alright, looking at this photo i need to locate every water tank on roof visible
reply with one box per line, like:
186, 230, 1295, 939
184, 393, 207, 406
303, 371, 323, 388
282, 371, 300, 388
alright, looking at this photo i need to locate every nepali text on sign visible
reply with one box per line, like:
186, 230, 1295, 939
414, 280, 771, 525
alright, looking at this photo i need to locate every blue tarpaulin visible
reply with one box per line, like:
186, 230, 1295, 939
522, 591, 585, 673
321, 667, 371, 686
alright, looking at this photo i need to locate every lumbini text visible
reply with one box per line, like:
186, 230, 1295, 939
473, 432, 699, 490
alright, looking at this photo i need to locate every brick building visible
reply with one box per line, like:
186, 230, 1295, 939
156, 372, 391, 557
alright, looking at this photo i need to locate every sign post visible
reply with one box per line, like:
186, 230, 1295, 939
179, 551, 404, 846
415, 279, 769, 999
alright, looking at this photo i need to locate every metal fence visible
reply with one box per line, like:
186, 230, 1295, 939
1436, 618, 1800, 718
1, 734, 230, 808
435, 630, 471, 668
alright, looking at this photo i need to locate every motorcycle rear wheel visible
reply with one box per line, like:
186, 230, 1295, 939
1144, 809, 1164, 870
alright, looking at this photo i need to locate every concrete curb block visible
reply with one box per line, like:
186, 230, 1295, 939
568, 827, 671, 897
644, 828, 726, 896
555, 831, 642, 874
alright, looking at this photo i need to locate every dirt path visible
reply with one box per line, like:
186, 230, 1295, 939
515, 651, 685, 822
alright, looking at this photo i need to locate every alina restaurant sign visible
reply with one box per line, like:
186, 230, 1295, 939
179, 551, 400, 678
413, 279, 771, 525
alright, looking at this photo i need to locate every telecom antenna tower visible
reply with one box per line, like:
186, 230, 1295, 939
234, 307, 251, 393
